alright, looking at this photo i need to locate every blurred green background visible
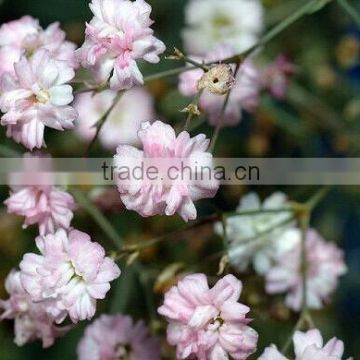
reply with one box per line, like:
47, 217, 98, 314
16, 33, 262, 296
0, 0, 360, 359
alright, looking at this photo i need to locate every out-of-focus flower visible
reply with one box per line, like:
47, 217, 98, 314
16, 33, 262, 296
178, 45, 260, 127
182, 0, 263, 55
19, 229, 121, 323
74, 87, 155, 149
5, 186, 76, 236
0, 270, 70, 348
0, 16, 77, 76
215, 192, 295, 275
265, 229, 347, 311
158, 273, 258, 360
77, 0, 166, 90
258, 329, 351, 360
260, 55, 297, 99
0, 49, 77, 150
77, 314, 160, 360
114, 120, 219, 222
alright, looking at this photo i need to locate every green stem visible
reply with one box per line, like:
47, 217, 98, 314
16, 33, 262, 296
71, 188, 123, 249
337, 0, 360, 29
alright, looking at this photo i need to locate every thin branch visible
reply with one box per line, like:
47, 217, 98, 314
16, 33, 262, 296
337, 0, 360, 29
84, 91, 124, 155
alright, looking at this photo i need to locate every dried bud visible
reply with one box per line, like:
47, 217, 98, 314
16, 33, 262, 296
197, 64, 235, 95
180, 103, 201, 116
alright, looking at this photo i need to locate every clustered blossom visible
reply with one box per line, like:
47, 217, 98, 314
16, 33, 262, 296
265, 228, 347, 311
19, 229, 120, 323
179, 45, 260, 127
215, 192, 295, 274
114, 120, 219, 222
74, 87, 155, 149
0, 16, 77, 77
0, 270, 70, 347
158, 274, 258, 360
5, 185, 76, 236
77, 314, 160, 360
77, 0, 166, 90
182, 0, 264, 55
258, 329, 351, 360
0, 49, 77, 150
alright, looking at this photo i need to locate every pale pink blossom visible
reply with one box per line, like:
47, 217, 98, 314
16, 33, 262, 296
265, 229, 347, 311
158, 273, 258, 360
77, 314, 160, 360
77, 0, 166, 90
0, 16, 77, 76
4, 185, 76, 236
74, 87, 155, 149
0, 270, 70, 348
0, 49, 77, 150
178, 45, 260, 127
258, 329, 352, 360
19, 229, 121, 323
114, 120, 219, 222
260, 55, 297, 99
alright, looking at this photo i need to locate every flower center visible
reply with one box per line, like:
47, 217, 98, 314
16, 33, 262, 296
212, 14, 232, 29
208, 315, 224, 331
36, 89, 50, 104
115, 343, 132, 360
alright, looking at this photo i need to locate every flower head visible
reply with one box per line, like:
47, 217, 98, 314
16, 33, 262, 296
0, 16, 77, 76
260, 55, 297, 100
265, 229, 347, 311
19, 229, 121, 323
77, 314, 160, 360
5, 185, 76, 236
0, 49, 77, 150
182, 0, 263, 54
74, 87, 155, 149
0, 270, 70, 348
114, 120, 219, 222
158, 273, 258, 360
77, 0, 166, 90
258, 329, 351, 360
178, 45, 260, 127
215, 192, 295, 275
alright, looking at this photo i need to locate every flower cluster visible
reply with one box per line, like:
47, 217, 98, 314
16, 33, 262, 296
114, 120, 219, 222
19, 229, 120, 323
0, 270, 70, 347
259, 329, 350, 360
158, 273, 258, 360
74, 87, 155, 149
0, 17, 78, 150
182, 0, 264, 54
77, 314, 160, 360
77, 0, 166, 90
265, 228, 347, 311
215, 192, 295, 274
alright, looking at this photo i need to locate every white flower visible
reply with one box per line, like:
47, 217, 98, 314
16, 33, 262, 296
215, 192, 295, 274
182, 0, 264, 54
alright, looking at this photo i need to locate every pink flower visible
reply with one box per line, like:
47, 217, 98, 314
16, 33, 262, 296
74, 87, 155, 149
114, 120, 219, 222
0, 16, 77, 76
0, 49, 77, 150
0, 270, 70, 348
5, 185, 77, 236
19, 229, 121, 323
77, 0, 166, 90
258, 329, 351, 360
260, 55, 297, 99
158, 274, 258, 360
77, 314, 160, 360
265, 229, 347, 311
178, 45, 260, 127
